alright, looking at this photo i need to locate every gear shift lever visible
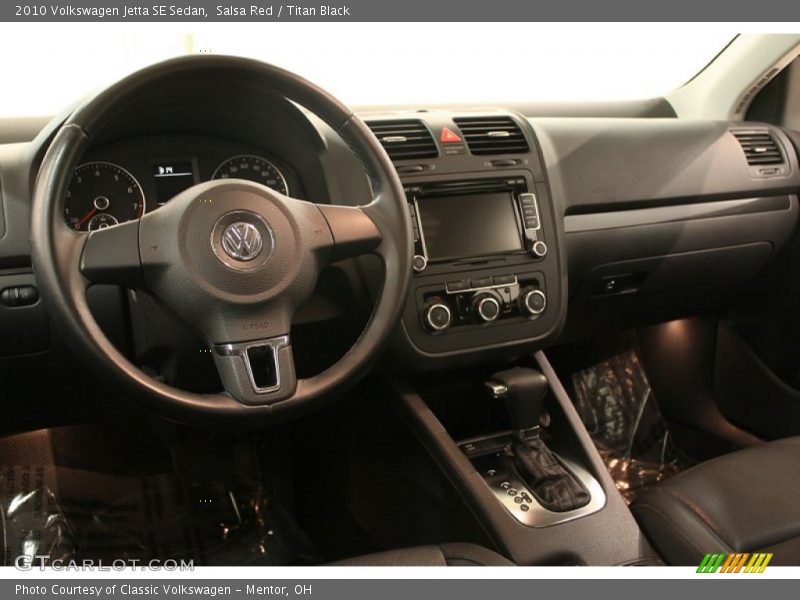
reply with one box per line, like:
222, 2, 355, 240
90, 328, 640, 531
486, 367, 590, 512
486, 367, 548, 436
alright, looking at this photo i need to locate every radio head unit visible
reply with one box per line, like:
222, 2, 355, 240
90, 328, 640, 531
407, 178, 546, 272
396, 173, 563, 361
417, 191, 523, 261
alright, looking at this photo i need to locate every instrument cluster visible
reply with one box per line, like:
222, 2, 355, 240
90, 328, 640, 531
64, 137, 296, 231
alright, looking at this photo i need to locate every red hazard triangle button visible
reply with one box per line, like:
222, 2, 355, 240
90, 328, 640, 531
440, 127, 462, 143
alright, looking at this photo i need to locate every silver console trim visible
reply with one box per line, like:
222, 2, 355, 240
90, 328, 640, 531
215, 335, 290, 394
445, 275, 519, 295
518, 192, 543, 232
484, 381, 509, 398
481, 453, 606, 527
410, 197, 429, 271
460, 431, 607, 528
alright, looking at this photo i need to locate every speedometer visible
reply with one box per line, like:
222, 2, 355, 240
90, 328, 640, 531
211, 155, 289, 195
64, 162, 146, 231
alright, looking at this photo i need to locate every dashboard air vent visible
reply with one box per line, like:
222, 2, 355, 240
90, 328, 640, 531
453, 116, 529, 155
366, 119, 438, 161
733, 130, 784, 166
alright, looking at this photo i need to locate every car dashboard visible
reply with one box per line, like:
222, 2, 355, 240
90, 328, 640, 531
0, 71, 799, 376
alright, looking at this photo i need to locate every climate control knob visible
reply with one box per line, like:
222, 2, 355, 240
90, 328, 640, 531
422, 299, 452, 333
472, 293, 501, 323
519, 287, 546, 317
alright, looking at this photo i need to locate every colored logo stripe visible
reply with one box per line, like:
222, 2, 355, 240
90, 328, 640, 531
697, 553, 773, 573
746, 553, 773, 573
697, 553, 725, 573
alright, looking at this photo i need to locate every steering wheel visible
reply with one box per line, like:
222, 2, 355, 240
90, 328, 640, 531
30, 56, 412, 425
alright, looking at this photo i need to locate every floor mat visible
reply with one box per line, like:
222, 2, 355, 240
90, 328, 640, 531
1, 433, 318, 566
571, 351, 694, 503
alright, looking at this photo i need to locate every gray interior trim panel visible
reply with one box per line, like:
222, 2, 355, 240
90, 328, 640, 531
531, 118, 800, 215
564, 195, 792, 232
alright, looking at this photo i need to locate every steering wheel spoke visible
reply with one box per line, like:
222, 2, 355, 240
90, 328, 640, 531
213, 334, 296, 404
79, 219, 144, 287
316, 203, 383, 263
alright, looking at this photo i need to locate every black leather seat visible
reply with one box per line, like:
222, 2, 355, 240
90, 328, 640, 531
631, 436, 800, 565
331, 543, 514, 566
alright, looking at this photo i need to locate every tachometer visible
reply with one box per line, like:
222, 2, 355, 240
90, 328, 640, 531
212, 155, 289, 195
64, 162, 146, 232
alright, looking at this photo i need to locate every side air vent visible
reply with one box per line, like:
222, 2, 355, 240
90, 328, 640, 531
366, 119, 438, 161
453, 116, 530, 155
733, 130, 785, 166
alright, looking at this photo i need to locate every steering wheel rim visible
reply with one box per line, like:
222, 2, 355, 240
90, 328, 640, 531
31, 55, 412, 426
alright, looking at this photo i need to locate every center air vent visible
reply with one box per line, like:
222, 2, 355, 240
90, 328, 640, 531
366, 119, 438, 161
453, 116, 530, 155
733, 130, 784, 166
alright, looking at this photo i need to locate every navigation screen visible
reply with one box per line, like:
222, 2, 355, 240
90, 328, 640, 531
417, 192, 523, 262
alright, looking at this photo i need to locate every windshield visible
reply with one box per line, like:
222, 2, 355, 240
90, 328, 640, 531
0, 23, 733, 117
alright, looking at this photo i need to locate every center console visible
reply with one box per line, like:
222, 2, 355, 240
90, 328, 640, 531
373, 110, 565, 367
391, 352, 656, 566
365, 109, 653, 565
410, 178, 548, 329
404, 171, 562, 357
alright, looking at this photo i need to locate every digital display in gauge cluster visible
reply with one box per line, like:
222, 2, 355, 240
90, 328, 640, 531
64, 153, 291, 232
152, 160, 196, 206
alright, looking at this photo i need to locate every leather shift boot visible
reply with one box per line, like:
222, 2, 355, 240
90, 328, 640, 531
506, 433, 591, 512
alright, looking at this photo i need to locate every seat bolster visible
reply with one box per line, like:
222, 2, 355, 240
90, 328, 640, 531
631, 487, 733, 566
632, 436, 800, 565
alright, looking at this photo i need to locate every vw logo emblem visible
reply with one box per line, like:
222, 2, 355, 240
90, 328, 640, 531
221, 222, 263, 261
211, 211, 274, 271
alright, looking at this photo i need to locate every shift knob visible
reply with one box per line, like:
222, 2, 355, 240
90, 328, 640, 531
486, 367, 549, 433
